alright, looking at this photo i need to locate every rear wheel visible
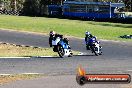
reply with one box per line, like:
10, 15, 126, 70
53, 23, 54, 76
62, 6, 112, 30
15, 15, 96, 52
99, 53, 102, 55
57, 45, 65, 58
95, 47, 100, 56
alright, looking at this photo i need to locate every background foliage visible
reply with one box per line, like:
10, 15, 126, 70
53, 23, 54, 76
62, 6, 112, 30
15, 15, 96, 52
0, 0, 131, 16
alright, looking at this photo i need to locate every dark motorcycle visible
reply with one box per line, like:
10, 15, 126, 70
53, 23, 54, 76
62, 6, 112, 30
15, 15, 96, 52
86, 37, 102, 56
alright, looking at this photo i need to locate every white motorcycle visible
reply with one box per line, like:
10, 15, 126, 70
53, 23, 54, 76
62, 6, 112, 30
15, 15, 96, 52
91, 41, 102, 56
52, 37, 73, 58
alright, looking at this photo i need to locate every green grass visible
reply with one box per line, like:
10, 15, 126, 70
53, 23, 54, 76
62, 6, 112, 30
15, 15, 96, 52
0, 15, 132, 41
0, 43, 58, 57
0, 43, 79, 57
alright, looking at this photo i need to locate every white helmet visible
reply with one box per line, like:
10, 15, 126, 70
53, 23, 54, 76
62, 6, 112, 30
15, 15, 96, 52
85, 31, 90, 35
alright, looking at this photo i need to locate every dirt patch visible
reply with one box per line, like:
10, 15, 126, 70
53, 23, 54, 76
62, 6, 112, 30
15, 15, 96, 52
0, 74, 42, 85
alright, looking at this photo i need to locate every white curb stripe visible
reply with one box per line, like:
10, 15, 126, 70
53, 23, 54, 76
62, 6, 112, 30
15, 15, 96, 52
0, 57, 31, 59
32, 56, 57, 58
0, 74, 11, 76
0, 52, 85, 59
21, 73, 42, 75
0, 56, 57, 59
78, 52, 84, 55
0, 73, 42, 76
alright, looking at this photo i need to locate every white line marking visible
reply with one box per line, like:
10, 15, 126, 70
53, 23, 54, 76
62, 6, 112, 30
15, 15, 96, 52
0, 74, 11, 76
32, 56, 57, 58
78, 52, 84, 55
126, 70, 132, 72
0, 73, 43, 76
21, 73, 41, 75
0, 57, 31, 59
0, 56, 56, 58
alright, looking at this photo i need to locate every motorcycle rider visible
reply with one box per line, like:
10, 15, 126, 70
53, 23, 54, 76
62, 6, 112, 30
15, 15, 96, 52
85, 31, 94, 50
88, 36, 97, 46
85, 31, 102, 55
85, 31, 93, 42
49, 30, 55, 47
49, 31, 69, 47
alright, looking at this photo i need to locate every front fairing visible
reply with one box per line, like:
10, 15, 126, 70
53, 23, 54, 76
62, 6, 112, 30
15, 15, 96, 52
59, 40, 69, 49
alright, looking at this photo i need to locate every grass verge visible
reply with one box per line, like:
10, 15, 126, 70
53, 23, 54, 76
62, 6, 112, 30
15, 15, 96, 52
0, 15, 132, 41
0, 43, 79, 57
0, 74, 43, 85
0, 43, 57, 57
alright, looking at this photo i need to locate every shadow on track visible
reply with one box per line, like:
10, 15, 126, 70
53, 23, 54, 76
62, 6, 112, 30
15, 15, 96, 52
31, 54, 97, 59
74, 54, 96, 57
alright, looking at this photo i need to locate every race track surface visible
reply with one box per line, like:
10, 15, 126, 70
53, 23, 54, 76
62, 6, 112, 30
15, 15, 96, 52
0, 29, 132, 88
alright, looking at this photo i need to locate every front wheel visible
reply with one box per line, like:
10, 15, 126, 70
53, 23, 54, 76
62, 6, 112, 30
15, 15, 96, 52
99, 46, 102, 55
90, 46, 98, 56
57, 45, 65, 58
94, 46, 103, 56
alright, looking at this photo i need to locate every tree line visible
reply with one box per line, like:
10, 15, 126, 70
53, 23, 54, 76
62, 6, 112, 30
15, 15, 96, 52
0, 0, 62, 16
0, 0, 131, 16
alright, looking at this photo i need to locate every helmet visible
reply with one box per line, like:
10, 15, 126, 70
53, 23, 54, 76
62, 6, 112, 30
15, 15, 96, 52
85, 31, 90, 36
49, 31, 55, 36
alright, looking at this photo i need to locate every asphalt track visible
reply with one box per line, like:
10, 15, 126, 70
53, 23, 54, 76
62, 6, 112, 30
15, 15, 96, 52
0, 29, 132, 88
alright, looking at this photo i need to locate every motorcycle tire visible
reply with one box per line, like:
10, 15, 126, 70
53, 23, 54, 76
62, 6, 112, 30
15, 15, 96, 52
99, 52, 102, 55
57, 45, 65, 58
90, 46, 98, 56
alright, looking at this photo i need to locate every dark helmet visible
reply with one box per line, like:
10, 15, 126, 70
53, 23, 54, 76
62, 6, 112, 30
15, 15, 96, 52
49, 31, 55, 36
85, 31, 90, 36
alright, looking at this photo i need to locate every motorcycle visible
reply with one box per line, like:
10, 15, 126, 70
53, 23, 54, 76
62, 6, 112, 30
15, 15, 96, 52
86, 37, 102, 56
51, 37, 73, 58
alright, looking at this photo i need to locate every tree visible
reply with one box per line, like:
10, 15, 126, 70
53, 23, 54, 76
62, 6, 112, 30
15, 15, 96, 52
22, 0, 41, 16
0, 0, 25, 14
124, 0, 132, 11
